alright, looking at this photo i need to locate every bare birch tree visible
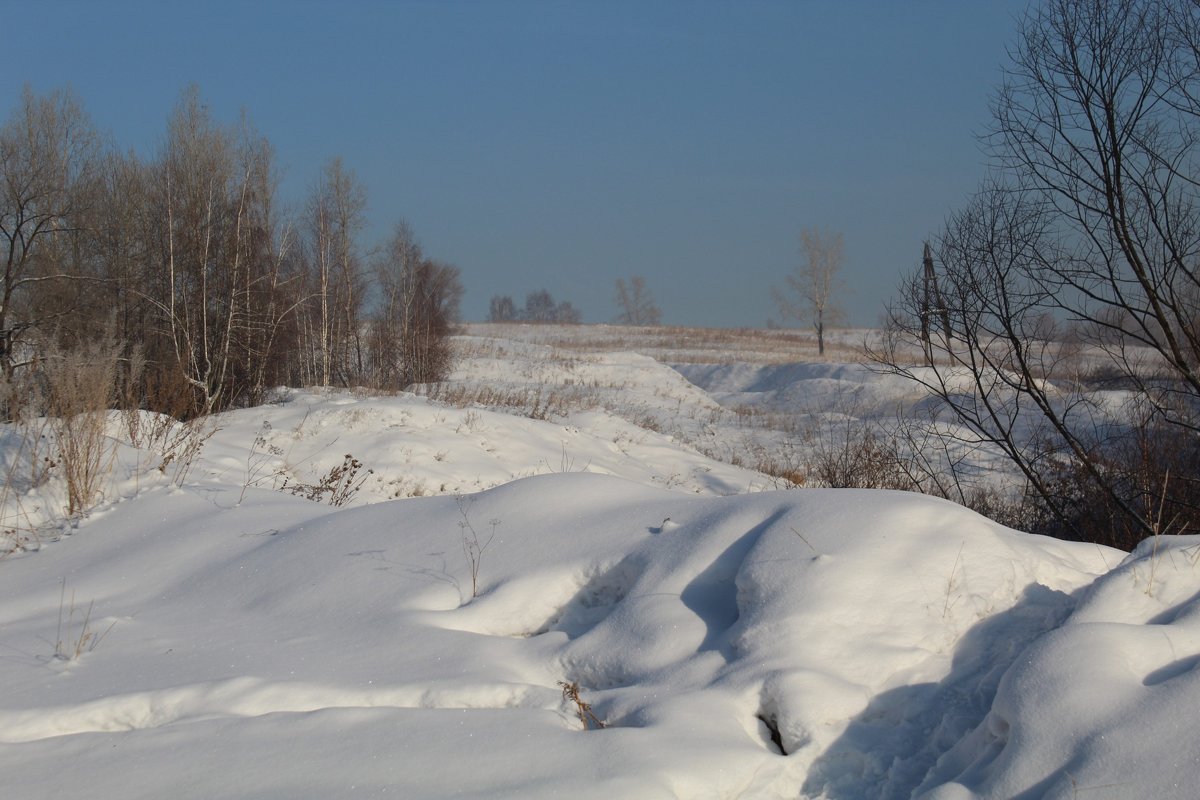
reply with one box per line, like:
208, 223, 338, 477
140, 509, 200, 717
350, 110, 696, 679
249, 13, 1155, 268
305, 158, 366, 387
140, 87, 283, 415
0, 84, 466, 415
614, 275, 662, 326
773, 228, 844, 356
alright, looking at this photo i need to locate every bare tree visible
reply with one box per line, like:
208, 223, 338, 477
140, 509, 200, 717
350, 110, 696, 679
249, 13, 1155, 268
0, 83, 472, 416
93, 150, 154, 370
874, 0, 1200, 549
146, 86, 244, 415
519, 289, 580, 323
488, 295, 517, 322
370, 221, 462, 388
131, 87, 292, 416
614, 275, 662, 326
305, 157, 366, 387
232, 134, 302, 406
403, 257, 463, 383
0, 87, 101, 383
523, 289, 557, 323
554, 299, 582, 324
773, 228, 844, 355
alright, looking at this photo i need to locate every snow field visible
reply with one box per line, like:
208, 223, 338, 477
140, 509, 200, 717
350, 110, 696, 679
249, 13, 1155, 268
2, 326, 1200, 798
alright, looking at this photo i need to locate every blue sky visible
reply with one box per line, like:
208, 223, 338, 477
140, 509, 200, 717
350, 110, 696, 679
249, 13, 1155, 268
3, 0, 1030, 327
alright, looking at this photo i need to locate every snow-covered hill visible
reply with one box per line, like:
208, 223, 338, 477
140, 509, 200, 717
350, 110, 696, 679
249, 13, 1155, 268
2, 326, 1197, 798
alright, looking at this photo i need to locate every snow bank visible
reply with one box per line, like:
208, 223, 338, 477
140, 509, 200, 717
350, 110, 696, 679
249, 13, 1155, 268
0, 470, 1125, 799
919, 535, 1200, 799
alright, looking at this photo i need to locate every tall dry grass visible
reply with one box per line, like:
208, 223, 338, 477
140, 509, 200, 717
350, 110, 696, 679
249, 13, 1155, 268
43, 332, 126, 516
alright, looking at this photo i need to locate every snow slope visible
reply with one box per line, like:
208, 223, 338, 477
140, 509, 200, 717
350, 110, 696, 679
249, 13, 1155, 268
2, 327, 1199, 798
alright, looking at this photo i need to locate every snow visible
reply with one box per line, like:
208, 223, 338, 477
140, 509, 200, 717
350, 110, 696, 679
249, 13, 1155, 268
2, 326, 1199, 798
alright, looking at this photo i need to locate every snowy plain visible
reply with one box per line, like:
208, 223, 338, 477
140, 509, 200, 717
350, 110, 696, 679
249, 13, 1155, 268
1, 324, 1198, 799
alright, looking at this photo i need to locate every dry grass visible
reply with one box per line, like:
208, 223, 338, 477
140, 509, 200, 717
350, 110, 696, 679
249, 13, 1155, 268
123, 412, 216, 488
17, 332, 126, 518
461, 322, 872, 365
55, 579, 116, 661
415, 382, 590, 421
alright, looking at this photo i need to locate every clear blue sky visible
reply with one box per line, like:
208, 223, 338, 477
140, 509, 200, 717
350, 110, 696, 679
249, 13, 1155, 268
3, 0, 1030, 327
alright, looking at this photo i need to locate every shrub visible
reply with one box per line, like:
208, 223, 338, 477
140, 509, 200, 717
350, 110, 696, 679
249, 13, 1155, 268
281, 454, 372, 506
808, 418, 912, 490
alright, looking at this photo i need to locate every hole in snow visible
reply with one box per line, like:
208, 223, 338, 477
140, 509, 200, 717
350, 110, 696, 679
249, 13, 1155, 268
756, 712, 787, 756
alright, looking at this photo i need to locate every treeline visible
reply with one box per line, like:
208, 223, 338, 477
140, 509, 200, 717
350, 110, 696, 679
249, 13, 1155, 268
1, 85, 461, 419
488, 276, 661, 326
488, 290, 581, 324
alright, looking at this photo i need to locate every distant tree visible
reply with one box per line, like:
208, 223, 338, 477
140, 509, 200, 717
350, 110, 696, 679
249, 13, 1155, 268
614, 275, 661, 326
517, 290, 574, 323
401, 258, 462, 383
370, 221, 462, 387
523, 289, 557, 323
554, 299, 582, 324
772, 228, 844, 356
488, 294, 517, 322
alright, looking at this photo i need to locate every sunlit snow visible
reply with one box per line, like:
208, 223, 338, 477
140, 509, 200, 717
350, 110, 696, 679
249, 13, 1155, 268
2, 326, 1197, 799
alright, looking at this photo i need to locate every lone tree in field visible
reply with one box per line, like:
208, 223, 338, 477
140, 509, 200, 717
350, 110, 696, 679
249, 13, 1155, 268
614, 275, 662, 326
773, 228, 844, 355
874, 0, 1200, 549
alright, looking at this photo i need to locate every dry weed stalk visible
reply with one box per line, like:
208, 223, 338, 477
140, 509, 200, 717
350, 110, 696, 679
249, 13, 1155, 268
1143, 470, 1179, 598
791, 526, 817, 554
154, 417, 216, 487
281, 454, 372, 506
239, 420, 285, 504
558, 680, 605, 730
418, 382, 581, 421
942, 542, 965, 619
456, 495, 498, 598
55, 579, 116, 661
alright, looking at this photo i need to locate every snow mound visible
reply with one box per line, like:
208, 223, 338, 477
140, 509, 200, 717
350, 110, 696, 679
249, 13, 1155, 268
0, 472, 1122, 798
919, 535, 1200, 799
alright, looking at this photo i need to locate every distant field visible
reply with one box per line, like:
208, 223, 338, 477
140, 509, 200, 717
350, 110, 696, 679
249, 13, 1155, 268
461, 322, 877, 365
